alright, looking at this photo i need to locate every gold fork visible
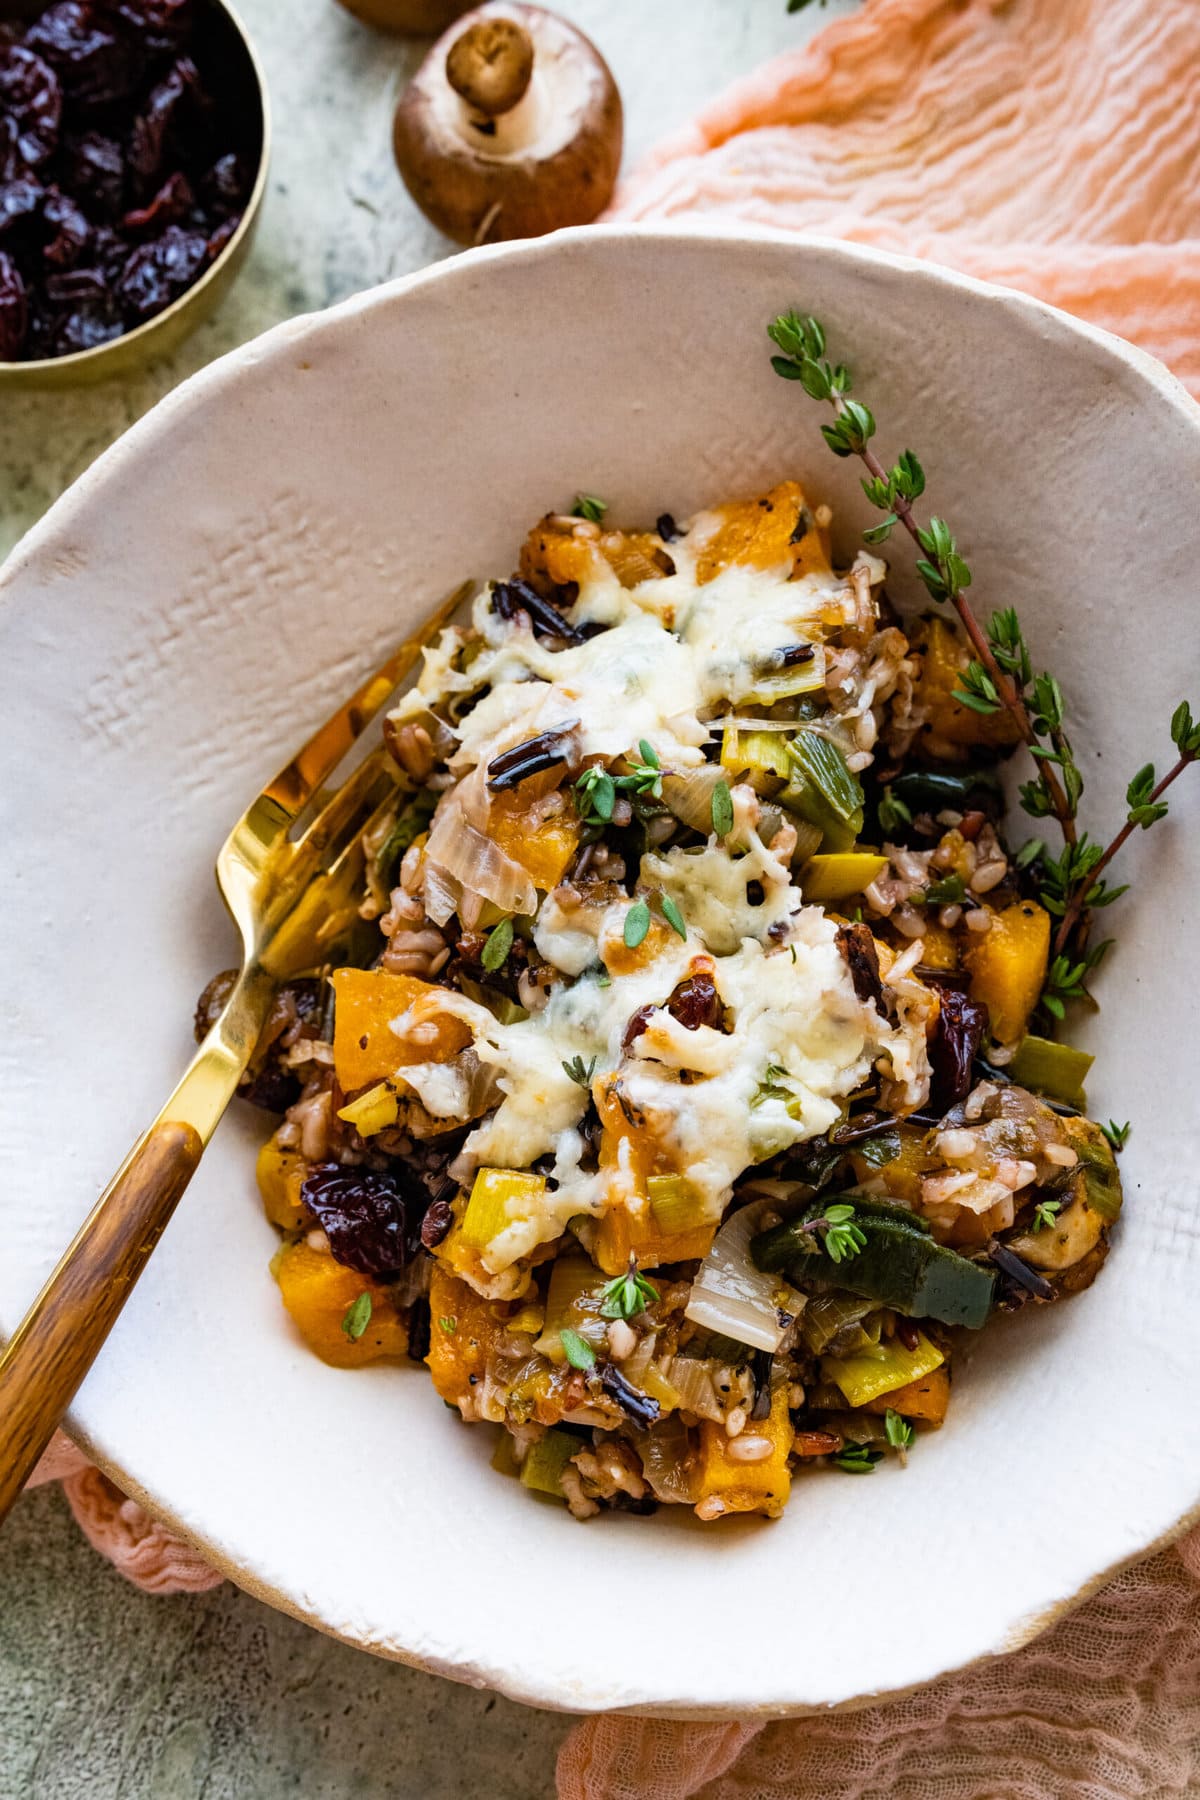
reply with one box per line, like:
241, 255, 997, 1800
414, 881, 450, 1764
0, 583, 470, 1525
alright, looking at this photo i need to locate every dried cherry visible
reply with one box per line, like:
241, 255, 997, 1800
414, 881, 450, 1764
115, 219, 203, 318
63, 131, 124, 217
300, 1165, 418, 1279
0, 248, 28, 356
42, 184, 89, 264
0, 46, 61, 176
0, 0, 259, 363
24, 5, 142, 110
121, 167, 191, 235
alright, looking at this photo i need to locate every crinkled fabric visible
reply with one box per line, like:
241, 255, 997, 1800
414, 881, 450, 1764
28, 1432, 223, 1594
610, 0, 1200, 399
559, 0, 1200, 1791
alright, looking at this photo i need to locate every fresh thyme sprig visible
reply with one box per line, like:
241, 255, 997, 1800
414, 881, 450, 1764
623, 739, 664, 798
341, 1292, 372, 1341
884, 1409, 914, 1452
481, 915, 514, 972
574, 740, 665, 829
1102, 1119, 1131, 1152
1032, 1199, 1062, 1233
1048, 703, 1200, 958
768, 309, 1080, 846
572, 493, 607, 523
768, 308, 1200, 1006
801, 1202, 866, 1265
562, 1054, 598, 1089
575, 763, 616, 827
559, 1327, 597, 1371
599, 1257, 660, 1320
834, 1441, 883, 1473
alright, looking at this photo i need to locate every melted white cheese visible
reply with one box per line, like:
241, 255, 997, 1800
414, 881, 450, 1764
383, 501, 929, 1281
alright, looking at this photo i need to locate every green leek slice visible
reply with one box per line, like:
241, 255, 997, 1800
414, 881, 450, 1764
1007, 1034, 1093, 1109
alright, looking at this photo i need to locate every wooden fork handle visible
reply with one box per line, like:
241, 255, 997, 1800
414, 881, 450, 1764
0, 1120, 203, 1524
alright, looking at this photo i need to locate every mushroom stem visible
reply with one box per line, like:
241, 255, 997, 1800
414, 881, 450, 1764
446, 18, 534, 117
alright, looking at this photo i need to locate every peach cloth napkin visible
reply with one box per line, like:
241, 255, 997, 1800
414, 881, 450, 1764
23, 0, 1200, 1786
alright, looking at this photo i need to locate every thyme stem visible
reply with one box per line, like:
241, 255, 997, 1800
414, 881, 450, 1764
1053, 751, 1195, 955
834, 399, 1078, 848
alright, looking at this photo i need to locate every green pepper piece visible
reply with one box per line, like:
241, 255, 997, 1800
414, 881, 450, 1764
752, 1212, 995, 1329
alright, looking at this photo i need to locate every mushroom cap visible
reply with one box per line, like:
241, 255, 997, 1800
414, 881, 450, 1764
393, 2, 623, 246
335, 0, 470, 36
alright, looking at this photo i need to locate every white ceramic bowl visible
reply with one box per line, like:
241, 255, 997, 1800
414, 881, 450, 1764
3, 228, 1200, 1718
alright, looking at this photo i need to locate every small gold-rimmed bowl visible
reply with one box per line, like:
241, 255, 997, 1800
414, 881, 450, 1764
0, 0, 269, 390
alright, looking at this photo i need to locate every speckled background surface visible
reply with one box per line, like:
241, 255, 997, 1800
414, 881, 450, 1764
0, 3, 854, 1794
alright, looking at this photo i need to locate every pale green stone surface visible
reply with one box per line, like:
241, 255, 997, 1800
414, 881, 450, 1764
0, 3, 855, 1793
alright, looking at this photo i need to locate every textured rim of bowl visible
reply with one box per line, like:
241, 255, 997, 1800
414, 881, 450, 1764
0, 0, 271, 385
5, 224, 1200, 1718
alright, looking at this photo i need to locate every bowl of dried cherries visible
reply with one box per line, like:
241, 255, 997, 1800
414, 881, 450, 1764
0, 0, 268, 385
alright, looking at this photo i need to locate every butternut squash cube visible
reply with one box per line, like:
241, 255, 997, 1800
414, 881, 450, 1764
331, 967, 472, 1093
965, 899, 1051, 1045
274, 1240, 407, 1368
488, 787, 580, 891
862, 1363, 950, 1425
696, 1385, 792, 1519
256, 1138, 312, 1232
426, 1265, 501, 1408
914, 617, 1021, 758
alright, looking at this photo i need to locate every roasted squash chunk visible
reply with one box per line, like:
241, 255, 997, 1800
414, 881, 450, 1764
256, 1138, 312, 1232
696, 1385, 792, 1518
426, 1265, 502, 1409
593, 1080, 715, 1273
274, 1240, 407, 1369
693, 480, 830, 587
862, 1364, 950, 1425
487, 787, 580, 891
331, 967, 472, 1093
965, 899, 1051, 1045
913, 616, 1022, 759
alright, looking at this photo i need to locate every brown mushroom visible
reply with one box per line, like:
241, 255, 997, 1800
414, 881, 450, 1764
335, 0, 471, 33
393, 3, 623, 245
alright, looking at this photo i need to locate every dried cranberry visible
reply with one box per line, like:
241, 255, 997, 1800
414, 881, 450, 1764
204, 212, 236, 260
62, 131, 124, 217
0, 175, 43, 239
42, 183, 90, 265
0, 248, 28, 357
666, 970, 723, 1032
300, 1164, 416, 1278
236, 1062, 300, 1114
836, 922, 887, 1016
928, 986, 989, 1111
419, 1197, 454, 1249
121, 167, 191, 235
115, 220, 205, 319
201, 150, 247, 214
127, 55, 203, 194
622, 1002, 657, 1052
43, 265, 105, 301
0, 47, 62, 176
23, 4, 142, 111
103, 0, 195, 55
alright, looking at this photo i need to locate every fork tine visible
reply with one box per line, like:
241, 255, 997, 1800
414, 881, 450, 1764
257, 579, 473, 827
260, 748, 402, 975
